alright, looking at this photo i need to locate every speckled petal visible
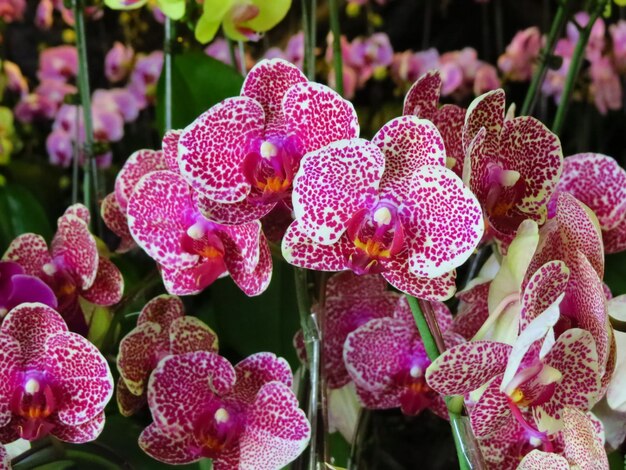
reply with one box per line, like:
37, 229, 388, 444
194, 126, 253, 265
402, 70, 441, 118
242, 59, 307, 131
453, 282, 490, 340
462, 89, 505, 153
433, 104, 466, 177
3, 233, 52, 277
239, 381, 310, 470
46, 332, 114, 426
115, 149, 168, 211
520, 261, 569, 330
177, 97, 265, 203
469, 373, 511, 438
292, 139, 383, 245
231, 353, 293, 405
101, 193, 135, 252
326, 271, 391, 298
216, 221, 262, 273
223, 230, 272, 296
535, 329, 600, 434
81, 257, 124, 306
283, 82, 359, 154
402, 165, 484, 278
281, 220, 349, 271
517, 450, 570, 469
147, 351, 236, 432
139, 423, 201, 464
116, 377, 146, 417
0, 442, 8, 468
63, 204, 91, 225
198, 194, 273, 225
374, 117, 446, 204
138, 294, 184, 326
382, 254, 457, 301
51, 214, 99, 290
52, 411, 105, 443
162, 129, 182, 172
0, 334, 20, 427
160, 262, 226, 296
127, 170, 199, 269
169, 316, 218, 355
604, 219, 626, 254
426, 341, 511, 396
557, 153, 626, 231
561, 407, 609, 469
118, 321, 166, 396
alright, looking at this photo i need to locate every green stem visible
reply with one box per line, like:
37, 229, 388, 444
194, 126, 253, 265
552, 0, 607, 134
406, 296, 482, 470
237, 41, 247, 76
328, 0, 343, 96
300, 0, 311, 78
72, 0, 96, 229
308, 0, 317, 80
163, 17, 174, 133
520, 0, 569, 116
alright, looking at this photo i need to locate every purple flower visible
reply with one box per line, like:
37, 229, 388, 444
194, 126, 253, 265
105, 42, 135, 83
38, 46, 78, 82
0, 261, 57, 319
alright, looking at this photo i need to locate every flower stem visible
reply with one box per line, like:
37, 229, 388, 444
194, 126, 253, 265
163, 17, 174, 133
308, 0, 317, 80
552, 0, 608, 134
328, 0, 344, 95
300, 0, 311, 78
520, 0, 570, 116
237, 41, 247, 76
406, 296, 486, 470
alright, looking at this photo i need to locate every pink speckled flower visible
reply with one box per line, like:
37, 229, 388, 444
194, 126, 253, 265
0, 303, 113, 443
3, 204, 124, 335
38, 46, 78, 82
403, 71, 467, 176
105, 41, 135, 83
344, 296, 460, 416
177, 58, 359, 226
0, 261, 57, 319
462, 89, 563, 246
498, 27, 542, 82
282, 117, 483, 300
127, 170, 272, 296
116, 295, 218, 416
139, 351, 310, 467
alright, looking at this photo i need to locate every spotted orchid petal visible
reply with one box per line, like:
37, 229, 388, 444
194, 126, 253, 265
292, 139, 384, 245
238, 381, 311, 470
118, 321, 165, 396
453, 282, 490, 340
81, 257, 124, 306
101, 193, 135, 252
231, 353, 293, 405
220, 229, 272, 296
520, 261, 570, 330
283, 82, 359, 154
560, 407, 609, 469
534, 329, 601, 434
169, 316, 219, 356
139, 422, 200, 464
52, 411, 105, 443
425, 341, 512, 396
178, 97, 265, 204
63, 204, 91, 225
373, 117, 446, 204
162, 129, 182, 173
556, 153, 626, 231
402, 70, 441, 118
198, 195, 273, 226
604, 220, 626, 254
216, 221, 262, 273
51, 214, 99, 290
0, 443, 8, 468
462, 89, 505, 153
517, 450, 570, 469
281, 220, 350, 271
432, 105, 466, 177
115, 149, 168, 211
326, 271, 391, 298
127, 170, 199, 269
401, 165, 483, 278
3, 233, 52, 278
0, 335, 20, 427
138, 294, 184, 326
607, 298, 626, 412
382, 256, 457, 301
242, 59, 307, 132
147, 351, 236, 433
159, 262, 224, 296
116, 378, 146, 417
469, 373, 511, 438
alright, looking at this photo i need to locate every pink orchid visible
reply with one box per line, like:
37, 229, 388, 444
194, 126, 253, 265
282, 117, 483, 300
589, 57, 622, 115
127, 51, 163, 109
0, 303, 113, 443
606, 296, 626, 414
46, 130, 73, 167
93, 88, 140, 123
348, 33, 394, 86
473, 63, 501, 96
391, 48, 440, 86
37, 46, 78, 82
0, 0, 25, 22
553, 153, 626, 254
263, 32, 305, 71
105, 42, 135, 83
566, 12, 605, 63
35, 0, 53, 29
3, 61, 28, 97
139, 351, 310, 467
497, 27, 542, 81
117, 295, 218, 416
462, 89, 563, 246
403, 71, 467, 176
0, 443, 7, 468
3, 204, 124, 335
14, 93, 56, 124
344, 296, 460, 416
0, 261, 57, 319
177, 58, 359, 225
127, 170, 272, 296
610, 20, 626, 72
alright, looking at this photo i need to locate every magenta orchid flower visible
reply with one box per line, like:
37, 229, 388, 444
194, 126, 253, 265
282, 116, 483, 300
0, 261, 57, 320
117, 295, 218, 416
497, 27, 542, 82
0, 303, 113, 443
127, 170, 272, 296
127, 51, 163, 110
177, 58, 359, 225
589, 57, 622, 115
0, 0, 25, 23
347, 33, 394, 86
139, 351, 310, 468
105, 41, 135, 83
344, 296, 461, 416
462, 89, 563, 246
611, 20, 626, 72
37, 46, 78, 82
263, 32, 305, 71
403, 70, 467, 176
552, 153, 626, 254
3, 204, 124, 334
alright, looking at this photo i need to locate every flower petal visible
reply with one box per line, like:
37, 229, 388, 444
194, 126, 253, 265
81, 257, 124, 306
382, 254, 457, 301
469, 373, 511, 438
292, 139, 384, 244
139, 423, 201, 464
402, 70, 441, 118
178, 97, 265, 203
118, 321, 166, 396
231, 353, 293, 405
225, 232, 273, 296
517, 450, 570, 470
63, 204, 90, 225
138, 294, 184, 326
169, 316, 219, 355
198, 194, 273, 225
462, 89, 505, 153
52, 411, 105, 443
116, 377, 146, 417
281, 220, 349, 271
432, 104, 466, 177
101, 193, 135, 253
161, 129, 182, 173
520, 260, 569, 330
0, 334, 20, 427
115, 149, 168, 211
561, 407, 609, 468
604, 219, 626, 254
160, 261, 227, 296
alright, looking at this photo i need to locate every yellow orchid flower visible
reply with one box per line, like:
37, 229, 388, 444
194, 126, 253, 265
104, 0, 185, 21
195, 0, 291, 44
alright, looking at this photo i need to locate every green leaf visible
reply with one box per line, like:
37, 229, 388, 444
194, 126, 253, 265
0, 182, 53, 250
606, 251, 626, 296
155, 51, 243, 136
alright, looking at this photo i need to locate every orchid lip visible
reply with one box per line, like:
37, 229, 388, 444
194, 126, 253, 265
10, 371, 58, 441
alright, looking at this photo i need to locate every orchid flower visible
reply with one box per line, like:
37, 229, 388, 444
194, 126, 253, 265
105, 42, 135, 83
282, 116, 483, 300
139, 351, 310, 467
462, 89, 563, 247
177, 58, 359, 225
0, 0, 25, 23
117, 295, 218, 416
497, 27, 542, 82
0, 303, 113, 443
104, 0, 185, 20
195, 0, 291, 44
0, 261, 57, 320
3, 204, 124, 334
37, 46, 78, 82
127, 170, 272, 296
